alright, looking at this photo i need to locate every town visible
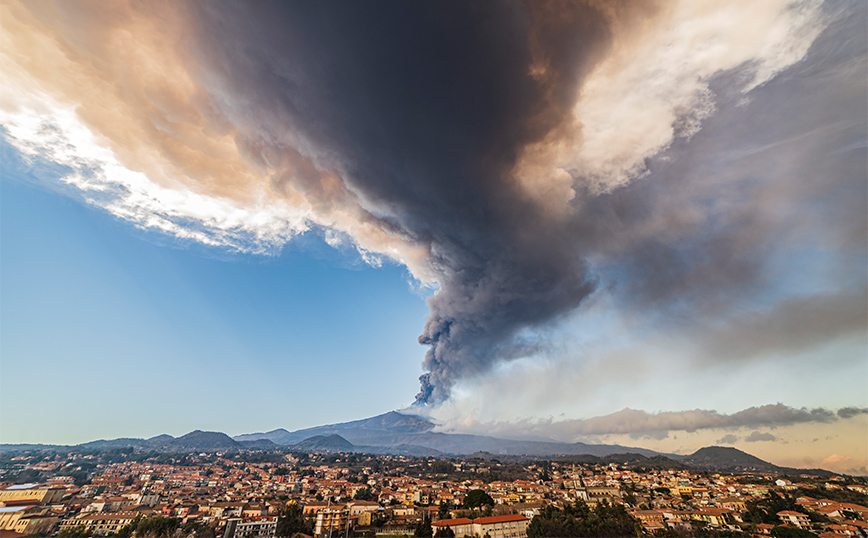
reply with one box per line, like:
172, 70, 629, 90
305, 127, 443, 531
0, 448, 866, 538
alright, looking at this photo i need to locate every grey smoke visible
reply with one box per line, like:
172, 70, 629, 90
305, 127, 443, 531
744, 431, 777, 443
176, 0, 865, 403
838, 407, 868, 419
442, 403, 850, 440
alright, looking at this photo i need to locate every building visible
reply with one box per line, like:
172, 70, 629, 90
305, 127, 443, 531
59, 511, 140, 536
0, 484, 66, 504
777, 510, 812, 530
314, 508, 350, 537
10, 513, 60, 535
0, 505, 57, 533
432, 517, 474, 537
471, 514, 529, 538
631, 510, 665, 532
224, 516, 278, 538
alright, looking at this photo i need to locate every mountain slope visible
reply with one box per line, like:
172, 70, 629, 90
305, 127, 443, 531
235, 412, 659, 457
681, 446, 777, 472
165, 430, 241, 450
291, 434, 355, 452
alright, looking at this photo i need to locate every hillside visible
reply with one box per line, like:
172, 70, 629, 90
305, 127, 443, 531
236, 411, 436, 445
234, 412, 660, 457
165, 430, 241, 450
681, 446, 779, 472
291, 434, 355, 453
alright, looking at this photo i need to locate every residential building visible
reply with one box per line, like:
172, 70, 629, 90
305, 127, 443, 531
471, 514, 529, 538
777, 510, 812, 529
224, 516, 278, 538
314, 508, 349, 537
432, 517, 473, 537
0, 484, 66, 504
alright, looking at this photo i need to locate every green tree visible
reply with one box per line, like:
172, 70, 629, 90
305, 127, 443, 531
769, 525, 817, 537
133, 515, 180, 537
277, 503, 313, 537
526, 501, 636, 538
414, 519, 433, 537
462, 490, 494, 509
116, 515, 142, 537
434, 525, 455, 537
354, 488, 373, 501
438, 501, 450, 520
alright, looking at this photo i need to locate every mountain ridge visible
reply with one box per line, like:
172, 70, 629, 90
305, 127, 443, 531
0, 412, 838, 476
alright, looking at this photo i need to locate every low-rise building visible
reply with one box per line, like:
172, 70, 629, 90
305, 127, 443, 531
223, 516, 278, 538
0, 484, 66, 504
59, 511, 139, 535
777, 510, 812, 529
471, 514, 529, 538
314, 508, 349, 537
432, 517, 473, 537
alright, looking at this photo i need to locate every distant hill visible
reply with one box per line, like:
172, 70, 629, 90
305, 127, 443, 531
291, 434, 355, 452
681, 446, 778, 472
552, 453, 690, 470
0, 414, 840, 477
235, 411, 435, 445
0, 444, 64, 453
239, 439, 278, 449
603, 453, 690, 470
234, 411, 661, 457
680, 446, 835, 476
78, 438, 148, 450
163, 430, 241, 451
0, 430, 242, 453
233, 428, 292, 444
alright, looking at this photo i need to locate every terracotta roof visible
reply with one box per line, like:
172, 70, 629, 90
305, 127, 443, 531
473, 515, 530, 524
432, 518, 473, 526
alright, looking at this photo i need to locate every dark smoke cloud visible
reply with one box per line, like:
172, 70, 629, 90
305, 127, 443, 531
182, 1, 617, 403
175, 0, 865, 403
745, 431, 777, 443
444, 404, 851, 440
716, 434, 740, 444
838, 407, 868, 419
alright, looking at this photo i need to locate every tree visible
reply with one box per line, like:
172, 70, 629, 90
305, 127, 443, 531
434, 526, 455, 537
277, 502, 313, 537
432, 461, 453, 474
526, 501, 637, 537
769, 526, 817, 537
132, 516, 180, 537
463, 490, 494, 510
354, 488, 373, 501
414, 519, 433, 538
438, 501, 450, 520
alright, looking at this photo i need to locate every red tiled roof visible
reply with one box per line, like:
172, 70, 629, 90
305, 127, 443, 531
432, 518, 473, 526
473, 515, 529, 524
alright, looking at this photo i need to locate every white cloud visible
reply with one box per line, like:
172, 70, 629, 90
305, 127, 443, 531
0, 90, 312, 254
514, 0, 827, 209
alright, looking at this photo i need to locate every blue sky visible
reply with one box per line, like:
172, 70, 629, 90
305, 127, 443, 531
1, 142, 429, 442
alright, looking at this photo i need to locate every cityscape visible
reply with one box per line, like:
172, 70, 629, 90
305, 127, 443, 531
1, 410, 868, 538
